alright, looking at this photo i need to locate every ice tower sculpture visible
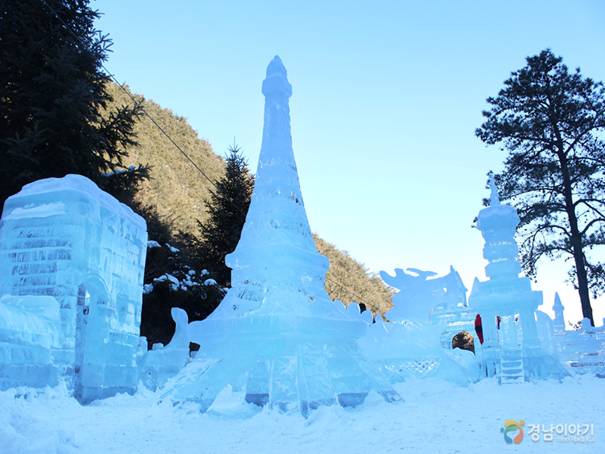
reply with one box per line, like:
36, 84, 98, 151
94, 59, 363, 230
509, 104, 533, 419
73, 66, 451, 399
552, 292, 566, 333
162, 57, 398, 413
0, 175, 147, 401
469, 175, 566, 383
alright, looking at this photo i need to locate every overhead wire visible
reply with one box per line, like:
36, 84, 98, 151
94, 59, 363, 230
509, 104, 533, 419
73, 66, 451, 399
39, 0, 389, 313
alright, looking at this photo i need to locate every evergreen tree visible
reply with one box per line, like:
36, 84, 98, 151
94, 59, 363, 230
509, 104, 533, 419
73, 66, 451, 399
476, 49, 605, 325
140, 219, 224, 349
0, 0, 146, 209
198, 146, 254, 286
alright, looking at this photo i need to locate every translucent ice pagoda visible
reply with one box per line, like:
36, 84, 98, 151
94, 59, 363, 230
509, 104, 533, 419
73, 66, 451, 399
162, 56, 399, 413
469, 176, 566, 383
0, 175, 147, 402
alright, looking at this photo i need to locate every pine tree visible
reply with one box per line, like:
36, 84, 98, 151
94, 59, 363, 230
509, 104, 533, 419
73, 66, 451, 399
198, 146, 254, 286
140, 220, 225, 348
476, 49, 605, 325
0, 0, 146, 209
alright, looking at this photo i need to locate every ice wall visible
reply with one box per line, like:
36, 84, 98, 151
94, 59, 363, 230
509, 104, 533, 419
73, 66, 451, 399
0, 295, 62, 388
358, 319, 481, 385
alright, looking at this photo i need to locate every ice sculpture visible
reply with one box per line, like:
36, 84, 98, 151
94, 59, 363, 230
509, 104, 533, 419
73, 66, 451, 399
358, 319, 481, 385
558, 319, 605, 376
0, 175, 147, 401
162, 56, 398, 414
364, 266, 481, 384
546, 294, 605, 376
552, 292, 566, 332
535, 310, 556, 355
380, 266, 467, 322
469, 175, 566, 383
139, 308, 190, 390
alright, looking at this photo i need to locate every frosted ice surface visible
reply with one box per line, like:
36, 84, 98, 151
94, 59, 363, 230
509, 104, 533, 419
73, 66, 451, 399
0, 295, 62, 388
0, 174, 147, 401
162, 57, 399, 413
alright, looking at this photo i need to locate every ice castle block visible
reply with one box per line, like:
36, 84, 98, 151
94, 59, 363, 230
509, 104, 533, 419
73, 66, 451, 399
0, 174, 147, 401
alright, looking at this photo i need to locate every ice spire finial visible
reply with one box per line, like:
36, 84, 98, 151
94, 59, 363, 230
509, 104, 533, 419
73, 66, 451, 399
262, 55, 292, 99
230, 54, 315, 277
488, 173, 500, 207
266, 55, 286, 76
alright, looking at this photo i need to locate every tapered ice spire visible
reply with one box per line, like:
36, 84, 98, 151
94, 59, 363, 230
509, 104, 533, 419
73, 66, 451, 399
225, 55, 327, 312
162, 57, 396, 413
552, 292, 565, 332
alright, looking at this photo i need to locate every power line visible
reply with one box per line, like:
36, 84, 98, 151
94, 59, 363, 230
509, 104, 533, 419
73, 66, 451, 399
38, 0, 388, 313
39, 0, 219, 199
110, 81, 220, 199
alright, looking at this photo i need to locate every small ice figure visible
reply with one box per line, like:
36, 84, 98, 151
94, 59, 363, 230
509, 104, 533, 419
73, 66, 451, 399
139, 308, 190, 390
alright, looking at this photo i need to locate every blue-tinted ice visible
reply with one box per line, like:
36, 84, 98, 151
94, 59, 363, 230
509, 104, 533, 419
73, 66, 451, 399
161, 57, 399, 413
0, 175, 147, 401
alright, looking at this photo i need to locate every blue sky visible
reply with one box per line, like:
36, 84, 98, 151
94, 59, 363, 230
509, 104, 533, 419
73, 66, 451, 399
94, 0, 605, 325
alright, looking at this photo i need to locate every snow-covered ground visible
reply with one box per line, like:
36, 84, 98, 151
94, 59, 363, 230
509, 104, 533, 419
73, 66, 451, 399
1, 375, 602, 454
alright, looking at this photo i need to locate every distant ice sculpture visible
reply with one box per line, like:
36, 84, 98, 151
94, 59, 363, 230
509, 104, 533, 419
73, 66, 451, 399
0, 175, 147, 401
162, 56, 399, 414
469, 175, 567, 383
380, 266, 467, 323
358, 319, 481, 385
545, 294, 605, 376
363, 265, 481, 384
380, 266, 478, 352
552, 292, 566, 333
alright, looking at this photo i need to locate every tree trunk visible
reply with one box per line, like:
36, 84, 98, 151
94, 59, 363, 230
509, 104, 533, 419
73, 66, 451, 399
548, 94, 596, 326
557, 150, 595, 326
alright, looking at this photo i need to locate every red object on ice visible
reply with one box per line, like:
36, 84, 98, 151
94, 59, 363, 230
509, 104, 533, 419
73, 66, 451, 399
474, 314, 484, 344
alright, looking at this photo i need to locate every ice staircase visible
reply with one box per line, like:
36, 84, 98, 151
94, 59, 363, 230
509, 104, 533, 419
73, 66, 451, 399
498, 316, 525, 384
